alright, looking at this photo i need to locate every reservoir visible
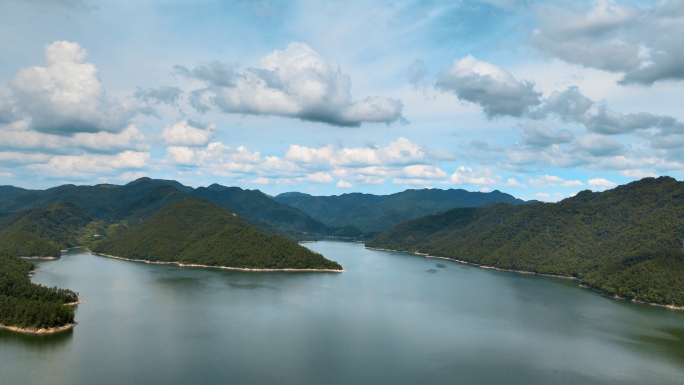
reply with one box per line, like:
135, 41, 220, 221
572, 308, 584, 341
1, 240, 683, 384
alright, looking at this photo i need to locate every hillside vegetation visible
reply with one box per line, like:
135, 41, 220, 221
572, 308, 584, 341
0, 202, 91, 257
92, 198, 342, 270
274, 188, 526, 233
368, 177, 684, 307
0, 253, 78, 329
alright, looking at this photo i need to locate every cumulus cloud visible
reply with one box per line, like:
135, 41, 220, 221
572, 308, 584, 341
8, 41, 131, 135
177, 42, 404, 126
0, 121, 147, 154
25, 151, 150, 179
588, 177, 617, 189
521, 122, 574, 147
529, 175, 583, 187
284, 137, 425, 168
531, 0, 684, 85
160, 137, 458, 188
400, 164, 448, 179
161, 120, 215, 146
505, 178, 527, 188
0, 94, 14, 124
449, 166, 500, 185
436, 55, 541, 118
572, 134, 624, 157
336, 180, 353, 188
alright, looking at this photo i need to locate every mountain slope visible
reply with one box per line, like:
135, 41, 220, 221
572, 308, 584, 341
368, 177, 684, 306
0, 178, 194, 219
92, 198, 342, 270
190, 185, 329, 234
0, 202, 92, 257
274, 188, 527, 232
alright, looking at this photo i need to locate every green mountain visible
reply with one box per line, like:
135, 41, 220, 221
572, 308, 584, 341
107, 184, 189, 223
0, 186, 31, 201
274, 188, 526, 232
367, 177, 684, 307
0, 253, 78, 329
0, 179, 340, 239
0, 178, 193, 219
189, 184, 329, 235
0, 202, 91, 258
92, 198, 342, 270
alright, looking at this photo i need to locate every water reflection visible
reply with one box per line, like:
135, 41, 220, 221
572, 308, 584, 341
0, 327, 73, 350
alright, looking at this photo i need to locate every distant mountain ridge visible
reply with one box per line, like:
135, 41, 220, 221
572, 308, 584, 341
0, 178, 527, 238
273, 188, 526, 233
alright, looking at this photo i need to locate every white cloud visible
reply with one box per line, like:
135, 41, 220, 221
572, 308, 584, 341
0, 122, 147, 154
285, 137, 426, 168
400, 164, 448, 179
505, 178, 527, 188
619, 169, 658, 179
25, 151, 150, 179
531, 1, 684, 85
336, 180, 353, 188
161, 120, 215, 146
436, 55, 541, 117
529, 175, 584, 187
251, 177, 270, 184
180, 42, 404, 126
588, 177, 617, 189
300, 172, 334, 183
449, 166, 499, 185
8, 41, 131, 135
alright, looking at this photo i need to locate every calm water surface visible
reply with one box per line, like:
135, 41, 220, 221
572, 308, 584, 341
1, 240, 683, 384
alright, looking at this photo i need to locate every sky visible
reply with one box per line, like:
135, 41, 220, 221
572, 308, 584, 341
0, 0, 682, 201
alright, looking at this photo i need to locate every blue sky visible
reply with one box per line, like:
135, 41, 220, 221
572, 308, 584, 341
0, 0, 682, 201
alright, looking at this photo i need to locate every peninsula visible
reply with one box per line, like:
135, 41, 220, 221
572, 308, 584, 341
91, 198, 343, 271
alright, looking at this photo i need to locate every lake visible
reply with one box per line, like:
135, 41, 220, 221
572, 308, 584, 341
1, 240, 683, 384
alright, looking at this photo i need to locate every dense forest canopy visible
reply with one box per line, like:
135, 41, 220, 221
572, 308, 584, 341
0, 202, 91, 258
0, 253, 78, 329
274, 188, 527, 233
92, 198, 342, 270
368, 177, 684, 306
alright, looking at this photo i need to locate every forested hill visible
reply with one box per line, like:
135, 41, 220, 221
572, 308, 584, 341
273, 188, 526, 233
0, 253, 78, 330
0, 202, 91, 258
367, 176, 684, 307
92, 198, 343, 270
189, 184, 329, 236
0, 178, 354, 239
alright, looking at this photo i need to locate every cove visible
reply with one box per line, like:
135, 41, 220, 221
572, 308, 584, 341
1, 240, 683, 385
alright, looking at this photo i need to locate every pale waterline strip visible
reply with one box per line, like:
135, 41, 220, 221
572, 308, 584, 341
0, 323, 77, 334
365, 246, 684, 311
92, 253, 344, 273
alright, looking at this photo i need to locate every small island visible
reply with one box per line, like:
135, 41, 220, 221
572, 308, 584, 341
91, 198, 343, 271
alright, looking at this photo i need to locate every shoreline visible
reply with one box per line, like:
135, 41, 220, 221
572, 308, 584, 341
0, 323, 77, 334
19, 256, 59, 260
365, 246, 684, 311
92, 253, 344, 272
